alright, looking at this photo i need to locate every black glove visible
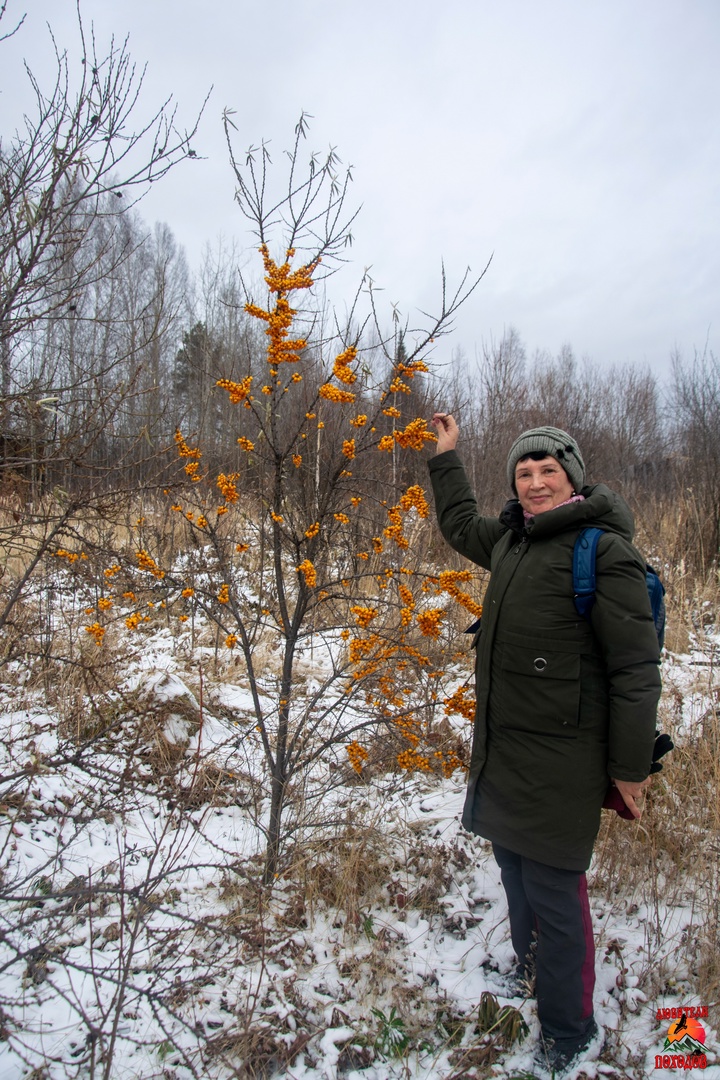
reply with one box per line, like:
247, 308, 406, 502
649, 731, 674, 774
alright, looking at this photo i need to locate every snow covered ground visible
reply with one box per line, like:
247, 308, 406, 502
1, 616, 718, 1079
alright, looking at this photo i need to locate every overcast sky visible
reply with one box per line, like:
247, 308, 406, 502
2, 0, 718, 377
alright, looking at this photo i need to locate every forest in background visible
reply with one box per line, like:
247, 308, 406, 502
3, 171, 719, 573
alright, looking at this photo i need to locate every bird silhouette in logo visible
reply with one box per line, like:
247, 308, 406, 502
673, 1014, 688, 1036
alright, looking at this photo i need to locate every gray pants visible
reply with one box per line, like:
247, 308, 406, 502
492, 843, 596, 1046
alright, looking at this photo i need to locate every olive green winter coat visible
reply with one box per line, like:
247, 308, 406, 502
428, 450, 661, 871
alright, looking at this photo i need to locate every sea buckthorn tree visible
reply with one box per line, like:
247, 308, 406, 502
79, 118, 489, 881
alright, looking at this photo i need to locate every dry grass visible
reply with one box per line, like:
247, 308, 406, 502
592, 666, 719, 1004
285, 808, 393, 927
594, 493, 720, 1003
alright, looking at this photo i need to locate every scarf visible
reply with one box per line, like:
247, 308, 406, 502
523, 493, 585, 524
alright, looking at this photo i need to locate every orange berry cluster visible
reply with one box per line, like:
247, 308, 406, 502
85, 622, 105, 646
174, 431, 203, 483
400, 484, 430, 518
397, 359, 429, 377
383, 503, 410, 549
174, 430, 201, 458
261, 244, 318, 293
136, 550, 165, 579
398, 581, 415, 628
443, 685, 476, 722
217, 584, 230, 604
351, 605, 378, 629
297, 559, 317, 588
395, 419, 437, 451
435, 750, 465, 778
437, 569, 472, 587
346, 740, 368, 774
402, 643, 432, 667
377, 421, 436, 454
318, 383, 356, 403
243, 245, 317, 367
217, 376, 253, 403
397, 748, 431, 771
217, 474, 239, 505
436, 569, 484, 619
55, 549, 87, 563
416, 608, 445, 638
333, 346, 358, 385
347, 634, 378, 664
394, 714, 421, 747
398, 584, 414, 608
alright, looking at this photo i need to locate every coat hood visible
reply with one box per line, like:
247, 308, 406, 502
499, 483, 635, 543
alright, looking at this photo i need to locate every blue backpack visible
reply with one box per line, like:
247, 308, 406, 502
573, 527, 666, 649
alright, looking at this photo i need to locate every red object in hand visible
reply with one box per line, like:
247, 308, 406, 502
602, 784, 635, 820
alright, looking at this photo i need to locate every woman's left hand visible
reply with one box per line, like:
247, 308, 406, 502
611, 776, 651, 820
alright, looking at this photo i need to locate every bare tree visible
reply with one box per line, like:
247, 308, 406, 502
669, 346, 720, 570
0, 1, 206, 396
446, 328, 528, 510
0, 2, 204, 662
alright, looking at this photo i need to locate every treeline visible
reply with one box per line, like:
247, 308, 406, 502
3, 203, 718, 570
439, 331, 720, 571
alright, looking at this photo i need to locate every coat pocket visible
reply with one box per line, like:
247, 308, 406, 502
497, 644, 581, 737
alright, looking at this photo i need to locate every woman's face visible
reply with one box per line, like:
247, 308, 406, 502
514, 455, 574, 515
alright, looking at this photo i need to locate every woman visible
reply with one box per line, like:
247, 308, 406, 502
428, 417, 661, 1072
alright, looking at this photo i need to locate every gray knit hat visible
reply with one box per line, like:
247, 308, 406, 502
506, 425, 585, 493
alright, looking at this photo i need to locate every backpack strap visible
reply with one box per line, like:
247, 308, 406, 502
573, 527, 604, 618
645, 565, 666, 649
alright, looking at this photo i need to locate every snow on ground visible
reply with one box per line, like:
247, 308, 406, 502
1, 620, 718, 1079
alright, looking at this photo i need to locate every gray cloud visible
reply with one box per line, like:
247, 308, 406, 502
2, 0, 717, 374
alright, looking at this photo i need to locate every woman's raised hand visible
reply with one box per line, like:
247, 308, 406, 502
432, 412, 459, 454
